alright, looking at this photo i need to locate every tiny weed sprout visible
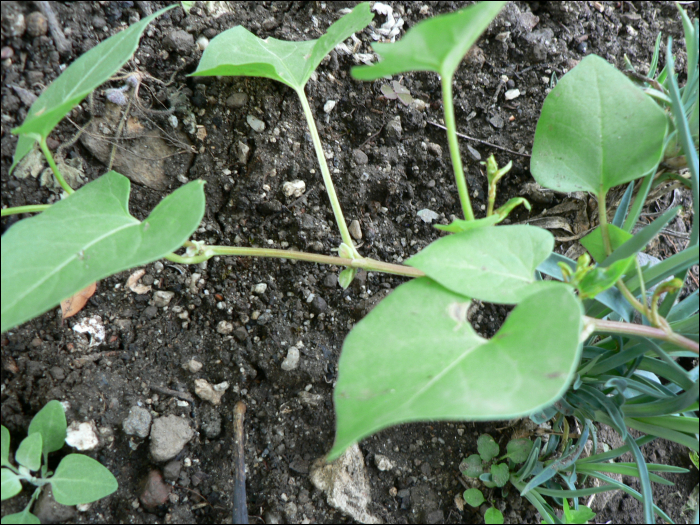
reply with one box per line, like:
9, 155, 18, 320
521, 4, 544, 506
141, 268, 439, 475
1, 2, 698, 524
1, 401, 118, 524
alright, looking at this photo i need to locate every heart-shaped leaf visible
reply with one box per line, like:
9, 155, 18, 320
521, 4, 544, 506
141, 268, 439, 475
329, 279, 583, 460
352, 2, 505, 80
10, 5, 176, 173
191, 3, 373, 92
15, 433, 42, 472
50, 454, 118, 505
531, 55, 667, 194
477, 434, 499, 462
27, 400, 66, 455
463, 488, 485, 507
406, 225, 555, 304
461, 454, 484, 478
1, 172, 205, 333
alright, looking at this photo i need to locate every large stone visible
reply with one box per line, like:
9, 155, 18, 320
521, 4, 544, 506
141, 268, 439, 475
310, 444, 380, 523
149, 415, 194, 462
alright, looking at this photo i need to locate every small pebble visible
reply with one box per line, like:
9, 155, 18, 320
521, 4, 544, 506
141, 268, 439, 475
194, 379, 229, 405
281, 347, 300, 371
153, 291, 174, 308
374, 454, 394, 471
26, 11, 48, 37
283, 180, 306, 198
187, 359, 203, 373
216, 320, 233, 334
226, 92, 248, 108
504, 88, 520, 100
252, 283, 268, 295
417, 209, 439, 223
247, 115, 265, 132
323, 100, 337, 113
349, 220, 362, 240
65, 421, 99, 451
123, 406, 152, 438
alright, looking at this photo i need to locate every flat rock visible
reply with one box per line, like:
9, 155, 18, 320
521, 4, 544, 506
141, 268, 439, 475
80, 103, 193, 191
310, 444, 380, 524
149, 415, 194, 462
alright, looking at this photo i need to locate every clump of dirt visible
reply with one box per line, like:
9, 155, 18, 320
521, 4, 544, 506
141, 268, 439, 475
1, 2, 697, 524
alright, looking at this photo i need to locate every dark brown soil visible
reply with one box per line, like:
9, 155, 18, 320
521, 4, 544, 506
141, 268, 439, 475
2, 2, 697, 524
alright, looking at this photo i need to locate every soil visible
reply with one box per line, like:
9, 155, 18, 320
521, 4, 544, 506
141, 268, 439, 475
1, 1, 698, 524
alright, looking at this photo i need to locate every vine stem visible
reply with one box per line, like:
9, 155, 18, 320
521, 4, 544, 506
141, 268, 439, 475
442, 76, 475, 221
166, 246, 694, 352
39, 137, 74, 195
588, 317, 698, 354
296, 88, 358, 256
1, 204, 51, 217
165, 244, 425, 278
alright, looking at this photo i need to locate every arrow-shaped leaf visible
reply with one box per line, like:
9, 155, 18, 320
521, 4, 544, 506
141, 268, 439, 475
10, 5, 176, 173
191, 3, 373, 92
352, 1, 505, 80
1, 172, 205, 333
329, 279, 582, 460
406, 225, 555, 304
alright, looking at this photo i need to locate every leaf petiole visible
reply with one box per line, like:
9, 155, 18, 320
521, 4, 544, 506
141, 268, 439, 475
39, 137, 74, 195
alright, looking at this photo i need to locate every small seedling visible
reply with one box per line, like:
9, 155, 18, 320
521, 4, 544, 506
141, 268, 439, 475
1, 401, 118, 524
460, 434, 534, 523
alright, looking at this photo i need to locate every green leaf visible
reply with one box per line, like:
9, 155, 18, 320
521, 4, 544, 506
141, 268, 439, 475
435, 215, 500, 233
577, 258, 634, 300
338, 267, 358, 289
15, 433, 42, 472
601, 206, 682, 267
461, 454, 484, 478
580, 225, 632, 263
1, 468, 22, 501
328, 279, 582, 460
27, 401, 66, 455
1, 426, 10, 467
0, 508, 40, 525
435, 198, 530, 233
491, 463, 510, 487
504, 438, 533, 464
485, 507, 504, 525
352, 2, 505, 81
1, 172, 205, 333
192, 3, 373, 92
463, 488, 485, 507
563, 499, 596, 524
50, 454, 118, 506
531, 55, 667, 194
10, 6, 176, 173
478, 434, 499, 462
406, 225, 556, 304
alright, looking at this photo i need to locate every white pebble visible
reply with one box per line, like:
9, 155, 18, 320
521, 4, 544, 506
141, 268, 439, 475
417, 209, 439, 223
283, 180, 306, 198
323, 100, 337, 113
246, 115, 265, 132
281, 348, 300, 371
252, 283, 268, 295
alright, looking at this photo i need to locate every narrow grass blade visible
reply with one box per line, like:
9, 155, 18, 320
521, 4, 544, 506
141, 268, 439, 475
602, 206, 681, 267
612, 181, 635, 228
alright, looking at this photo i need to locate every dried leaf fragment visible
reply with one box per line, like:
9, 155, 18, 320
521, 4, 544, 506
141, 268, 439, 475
61, 282, 96, 320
